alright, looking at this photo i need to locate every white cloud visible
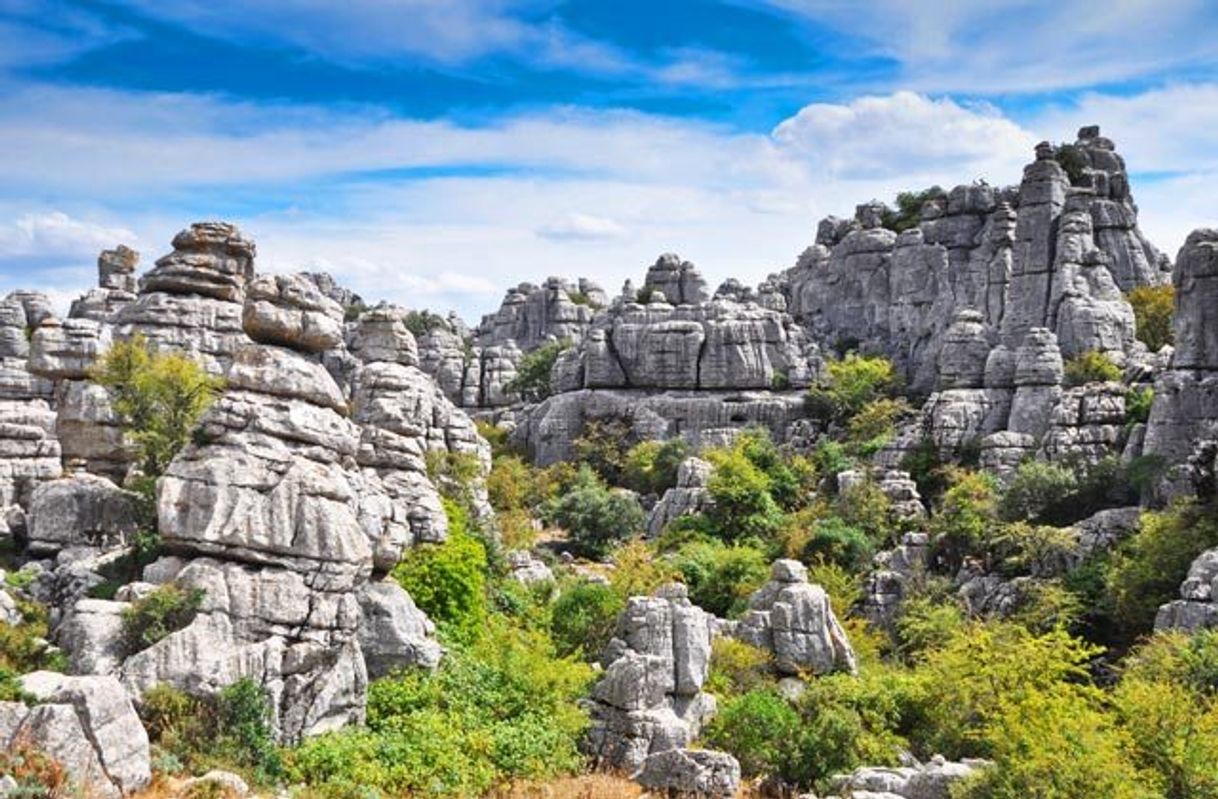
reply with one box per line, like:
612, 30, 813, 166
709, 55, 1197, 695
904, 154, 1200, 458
15, 84, 1212, 321
0, 211, 137, 259
536, 212, 628, 241
757, 0, 1218, 93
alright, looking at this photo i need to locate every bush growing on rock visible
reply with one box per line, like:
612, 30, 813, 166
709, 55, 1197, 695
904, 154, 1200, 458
1127, 284, 1175, 352
1106, 502, 1218, 636
121, 583, 205, 655
392, 500, 488, 638
92, 334, 224, 477
505, 339, 568, 403
806, 353, 901, 426
1063, 349, 1123, 387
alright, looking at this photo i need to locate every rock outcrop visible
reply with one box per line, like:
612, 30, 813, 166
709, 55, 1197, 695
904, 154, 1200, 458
646, 457, 713, 536
1156, 547, 1218, 632
730, 559, 857, 676
585, 584, 719, 775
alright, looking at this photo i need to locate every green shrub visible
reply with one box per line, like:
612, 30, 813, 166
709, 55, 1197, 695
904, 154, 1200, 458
1106, 502, 1218, 636
702, 445, 784, 543
846, 397, 910, 454
736, 429, 816, 511
0, 666, 32, 703
92, 334, 224, 477
402, 309, 448, 337
540, 466, 645, 558
801, 516, 874, 572
705, 638, 774, 697
570, 416, 634, 486
215, 679, 281, 777
881, 186, 946, 233
622, 438, 689, 495
911, 622, 1100, 759
287, 616, 592, 798
704, 689, 803, 780
1126, 385, 1155, 426
1063, 350, 1123, 387
990, 521, 1078, 577
894, 594, 964, 659
549, 581, 623, 659
666, 540, 768, 617
392, 499, 488, 637
0, 597, 66, 674
121, 584, 205, 656
505, 339, 568, 403
806, 353, 900, 425
998, 460, 1079, 524
811, 438, 852, 483
1127, 284, 1175, 353
1054, 143, 1089, 185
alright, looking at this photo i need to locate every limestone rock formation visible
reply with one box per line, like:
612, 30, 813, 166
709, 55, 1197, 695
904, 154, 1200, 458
731, 559, 857, 676
1156, 548, 1218, 632
646, 457, 713, 536
0, 671, 151, 799
115, 222, 254, 374
585, 583, 718, 775
636, 748, 741, 798
26, 474, 141, 556
828, 757, 987, 799
1144, 228, 1218, 497
69, 247, 139, 322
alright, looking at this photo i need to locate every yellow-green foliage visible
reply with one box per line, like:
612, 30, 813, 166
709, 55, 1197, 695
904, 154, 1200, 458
807, 353, 901, 424
705, 638, 774, 697
608, 539, 676, 600
0, 597, 65, 674
286, 616, 593, 798
92, 334, 224, 476
847, 397, 911, 454
392, 499, 488, 638
1127, 284, 1175, 353
1106, 502, 1218, 635
1063, 349, 1123, 387
121, 583, 205, 655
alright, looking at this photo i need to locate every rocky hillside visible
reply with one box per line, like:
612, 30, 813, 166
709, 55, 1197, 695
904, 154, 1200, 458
0, 126, 1216, 799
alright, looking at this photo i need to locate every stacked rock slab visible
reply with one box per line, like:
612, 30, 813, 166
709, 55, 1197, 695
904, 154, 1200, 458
646, 457, 713, 536
121, 272, 385, 741
0, 294, 61, 518
585, 583, 719, 775
115, 222, 254, 375
786, 128, 1158, 394
476, 277, 603, 353
1144, 229, 1218, 497
1156, 548, 1218, 631
731, 559, 857, 676
69, 246, 139, 322
827, 757, 987, 799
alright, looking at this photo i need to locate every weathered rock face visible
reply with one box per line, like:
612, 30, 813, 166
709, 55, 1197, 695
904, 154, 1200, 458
0, 296, 62, 510
730, 559, 857, 676
830, 756, 988, 799
647, 457, 713, 537
786, 128, 1160, 394
1144, 229, 1218, 497
1, 671, 151, 799
862, 532, 930, 628
585, 584, 718, 775
115, 222, 255, 374
476, 276, 603, 353
26, 474, 141, 556
636, 748, 741, 798
243, 274, 344, 353
69, 247, 139, 322
356, 580, 442, 678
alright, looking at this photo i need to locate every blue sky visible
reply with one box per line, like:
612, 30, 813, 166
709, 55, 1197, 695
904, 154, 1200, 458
2, 0, 1217, 320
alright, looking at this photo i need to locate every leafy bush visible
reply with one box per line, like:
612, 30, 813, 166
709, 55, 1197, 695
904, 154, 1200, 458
893, 594, 964, 660
287, 615, 592, 798
0, 597, 66, 674
570, 416, 634, 486
424, 449, 484, 508
911, 622, 1100, 759
847, 397, 910, 455
549, 581, 623, 660
541, 466, 645, 558
997, 460, 1079, 524
881, 186, 946, 233
665, 539, 768, 617
800, 516, 874, 572
607, 539, 677, 600
1106, 502, 1218, 636
705, 638, 774, 697
392, 499, 488, 637
930, 470, 998, 570
806, 353, 900, 425
1127, 284, 1175, 353
1126, 385, 1155, 426
0, 665, 32, 702
402, 309, 449, 337
702, 444, 784, 543
704, 689, 803, 780
1063, 350, 1123, 387
990, 521, 1078, 577
622, 438, 689, 496
121, 584, 205, 656
735, 429, 816, 511
1054, 143, 1089, 185
505, 339, 568, 403
92, 335, 224, 476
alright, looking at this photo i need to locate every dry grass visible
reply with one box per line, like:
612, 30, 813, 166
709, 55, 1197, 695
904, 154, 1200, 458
487, 773, 645, 799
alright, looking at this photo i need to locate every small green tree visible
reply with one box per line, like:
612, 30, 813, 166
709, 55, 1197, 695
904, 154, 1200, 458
1127, 284, 1175, 353
505, 339, 568, 403
1063, 350, 1123, 387
392, 500, 488, 637
92, 335, 224, 477
540, 466, 645, 557
806, 353, 900, 426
